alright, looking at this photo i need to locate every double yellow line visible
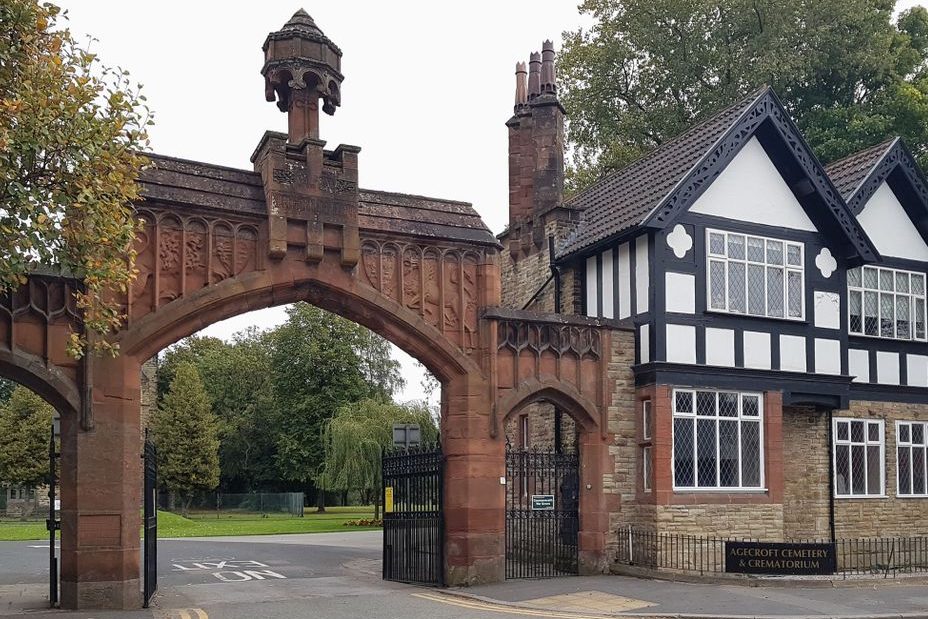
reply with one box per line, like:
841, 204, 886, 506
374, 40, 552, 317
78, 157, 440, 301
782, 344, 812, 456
412, 591, 611, 619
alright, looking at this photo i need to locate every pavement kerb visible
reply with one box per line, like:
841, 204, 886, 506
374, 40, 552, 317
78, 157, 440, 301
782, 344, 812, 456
611, 565, 928, 588
436, 588, 928, 619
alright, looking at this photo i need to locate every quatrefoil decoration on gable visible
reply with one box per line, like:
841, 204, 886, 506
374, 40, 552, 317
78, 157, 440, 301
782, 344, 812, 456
666, 224, 693, 259
815, 247, 838, 279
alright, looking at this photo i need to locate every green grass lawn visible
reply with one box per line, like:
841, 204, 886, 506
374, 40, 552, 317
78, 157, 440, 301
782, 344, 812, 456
0, 506, 379, 541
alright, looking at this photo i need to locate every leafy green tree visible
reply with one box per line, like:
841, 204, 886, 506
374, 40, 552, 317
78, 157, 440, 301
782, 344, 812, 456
356, 329, 405, 401
0, 385, 54, 487
155, 335, 226, 402
0, 0, 152, 355
151, 362, 220, 511
559, 0, 928, 189
320, 398, 438, 519
194, 328, 278, 491
270, 304, 369, 487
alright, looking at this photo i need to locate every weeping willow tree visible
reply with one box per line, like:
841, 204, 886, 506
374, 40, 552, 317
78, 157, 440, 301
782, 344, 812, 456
319, 398, 437, 519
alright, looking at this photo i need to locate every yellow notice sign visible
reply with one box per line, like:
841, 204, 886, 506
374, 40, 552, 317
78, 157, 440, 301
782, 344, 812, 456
384, 486, 394, 513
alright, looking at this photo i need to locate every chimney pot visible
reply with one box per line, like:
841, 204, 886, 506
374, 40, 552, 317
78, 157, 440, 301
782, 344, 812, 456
514, 62, 528, 110
541, 41, 556, 94
528, 51, 541, 99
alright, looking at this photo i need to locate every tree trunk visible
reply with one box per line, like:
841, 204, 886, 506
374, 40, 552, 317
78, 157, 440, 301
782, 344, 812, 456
316, 485, 326, 513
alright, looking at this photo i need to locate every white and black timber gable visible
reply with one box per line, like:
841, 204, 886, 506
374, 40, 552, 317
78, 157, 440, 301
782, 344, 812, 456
825, 139, 928, 401
558, 86, 878, 264
562, 84, 928, 408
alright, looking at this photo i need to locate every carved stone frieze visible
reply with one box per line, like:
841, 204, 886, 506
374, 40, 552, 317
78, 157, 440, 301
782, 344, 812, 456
129, 209, 261, 322
360, 238, 483, 351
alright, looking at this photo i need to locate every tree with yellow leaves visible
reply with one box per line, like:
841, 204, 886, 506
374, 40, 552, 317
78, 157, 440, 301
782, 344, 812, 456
0, 1, 152, 355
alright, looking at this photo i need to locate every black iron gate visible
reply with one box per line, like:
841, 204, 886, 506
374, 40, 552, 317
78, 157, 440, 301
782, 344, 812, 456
47, 426, 59, 608
382, 445, 443, 586
143, 435, 157, 607
505, 445, 579, 579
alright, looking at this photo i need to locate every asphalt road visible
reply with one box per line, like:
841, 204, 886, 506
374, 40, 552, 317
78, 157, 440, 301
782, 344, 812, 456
0, 531, 551, 619
4, 532, 928, 618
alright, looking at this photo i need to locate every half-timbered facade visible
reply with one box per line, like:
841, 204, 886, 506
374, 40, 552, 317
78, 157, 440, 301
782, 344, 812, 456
502, 72, 928, 541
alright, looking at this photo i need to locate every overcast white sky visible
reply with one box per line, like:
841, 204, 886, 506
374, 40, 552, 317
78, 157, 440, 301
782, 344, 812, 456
56, 1, 924, 403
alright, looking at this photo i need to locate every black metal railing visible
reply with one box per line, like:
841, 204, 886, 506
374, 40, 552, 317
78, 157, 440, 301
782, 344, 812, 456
616, 525, 928, 577
382, 445, 443, 586
505, 446, 579, 579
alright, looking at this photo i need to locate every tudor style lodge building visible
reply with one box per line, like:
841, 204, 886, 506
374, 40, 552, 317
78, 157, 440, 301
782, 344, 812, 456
502, 58, 928, 543
14, 10, 928, 609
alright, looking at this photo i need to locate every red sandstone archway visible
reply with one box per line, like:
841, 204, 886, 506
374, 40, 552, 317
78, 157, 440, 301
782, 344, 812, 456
498, 376, 615, 574
4, 11, 628, 610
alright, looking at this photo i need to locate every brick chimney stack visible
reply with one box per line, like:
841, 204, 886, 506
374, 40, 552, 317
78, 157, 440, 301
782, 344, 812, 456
503, 42, 566, 260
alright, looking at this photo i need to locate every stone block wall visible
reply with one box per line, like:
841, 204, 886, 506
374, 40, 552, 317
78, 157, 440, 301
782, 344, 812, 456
139, 357, 158, 440
782, 406, 831, 539
503, 402, 578, 452
604, 329, 638, 558
781, 399, 928, 539
499, 218, 580, 312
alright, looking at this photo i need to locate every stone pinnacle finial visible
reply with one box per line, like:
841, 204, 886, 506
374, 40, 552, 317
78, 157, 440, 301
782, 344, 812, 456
515, 62, 528, 110
527, 51, 541, 99
262, 9, 344, 143
540, 40, 556, 94
284, 8, 322, 35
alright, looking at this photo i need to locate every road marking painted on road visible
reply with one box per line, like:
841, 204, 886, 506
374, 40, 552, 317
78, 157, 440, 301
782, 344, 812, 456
153, 609, 207, 619
170, 559, 286, 582
411, 592, 613, 618
213, 569, 286, 582
172, 559, 269, 571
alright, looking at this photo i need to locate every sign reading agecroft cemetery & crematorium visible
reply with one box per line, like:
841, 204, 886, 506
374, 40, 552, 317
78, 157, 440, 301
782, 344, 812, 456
725, 541, 836, 575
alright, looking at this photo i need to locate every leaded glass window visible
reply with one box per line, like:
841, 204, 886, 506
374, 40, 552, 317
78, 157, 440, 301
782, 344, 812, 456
897, 421, 928, 497
848, 266, 927, 341
833, 418, 884, 497
672, 389, 764, 490
706, 230, 804, 319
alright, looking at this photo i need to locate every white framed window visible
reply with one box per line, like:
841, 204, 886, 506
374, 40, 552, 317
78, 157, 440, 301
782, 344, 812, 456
897, 421, 928, 497
833, 418, 884, 498
642, 446, 653, 493
848, 266, 926, 341
671, 389, 764, 490
642, 400, 652, 440
706, 229, 804, 320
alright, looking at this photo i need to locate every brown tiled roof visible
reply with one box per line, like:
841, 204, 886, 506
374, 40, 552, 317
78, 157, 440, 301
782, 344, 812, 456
559, 86, 769, 258
824, 138, 897, 200
139, 154, 496, 246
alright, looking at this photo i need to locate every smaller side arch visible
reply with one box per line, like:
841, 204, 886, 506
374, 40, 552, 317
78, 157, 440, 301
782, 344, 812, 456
0, 348, 80, 417
497, 377, 599, 434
